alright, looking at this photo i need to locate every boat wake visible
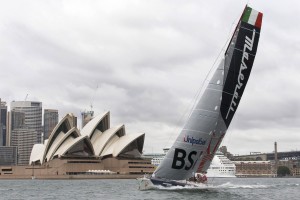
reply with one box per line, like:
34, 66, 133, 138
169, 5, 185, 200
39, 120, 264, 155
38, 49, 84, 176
214, 182, 269, 189
149, 182, 269, 191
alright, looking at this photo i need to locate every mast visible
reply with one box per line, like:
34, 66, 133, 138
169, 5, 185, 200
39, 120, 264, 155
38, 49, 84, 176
225, 5, 247, 54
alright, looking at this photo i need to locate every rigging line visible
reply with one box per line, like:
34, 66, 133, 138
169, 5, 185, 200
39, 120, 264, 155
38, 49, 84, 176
186, 49, 224, 121
162, 63, 215, 150
163, 99, 193, 150
185, 38, 227, 124
187, 22, 236, 120
222, 130, 232, 149
162, 14, 239, 152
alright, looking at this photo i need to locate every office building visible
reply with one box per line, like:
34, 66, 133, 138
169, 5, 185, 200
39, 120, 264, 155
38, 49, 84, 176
0, 99, 7, 146
44, 109, 58, 140
81, 110, 94, 128
10, 101, 42, 143
0, 146, 17, 166
11, 127, 37, 165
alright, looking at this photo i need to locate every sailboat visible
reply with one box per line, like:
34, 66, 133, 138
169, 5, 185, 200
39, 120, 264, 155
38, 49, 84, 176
138, 5, 263, 190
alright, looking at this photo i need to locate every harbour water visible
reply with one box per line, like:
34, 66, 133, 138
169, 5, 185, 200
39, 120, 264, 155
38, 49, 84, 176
0, 178, 299, 200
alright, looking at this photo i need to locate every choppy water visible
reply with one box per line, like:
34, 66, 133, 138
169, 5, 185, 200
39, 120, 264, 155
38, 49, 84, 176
0, 178, 299, 200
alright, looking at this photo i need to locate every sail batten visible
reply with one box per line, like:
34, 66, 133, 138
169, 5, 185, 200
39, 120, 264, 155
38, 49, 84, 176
153, 5, 263, 181
182, 129, 213, 134
193, 108, 219, 112
233, 48, 257, 57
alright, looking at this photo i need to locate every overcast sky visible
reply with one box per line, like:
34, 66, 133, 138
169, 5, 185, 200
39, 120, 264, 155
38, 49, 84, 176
1, 0, 299, 155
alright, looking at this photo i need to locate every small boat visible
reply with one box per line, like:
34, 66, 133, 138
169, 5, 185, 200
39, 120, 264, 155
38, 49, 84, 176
138, 5, 263, 190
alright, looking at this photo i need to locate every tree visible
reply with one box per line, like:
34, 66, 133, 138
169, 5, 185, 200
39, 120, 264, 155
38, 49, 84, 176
277, 166, 291, 177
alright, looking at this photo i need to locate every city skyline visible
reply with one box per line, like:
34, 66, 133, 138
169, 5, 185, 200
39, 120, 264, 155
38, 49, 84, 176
1, 1, 300, 155
0, 96, 297, 156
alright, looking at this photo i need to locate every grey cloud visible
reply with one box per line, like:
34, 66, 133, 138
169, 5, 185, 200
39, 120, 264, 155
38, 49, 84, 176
1, 0, 300, 155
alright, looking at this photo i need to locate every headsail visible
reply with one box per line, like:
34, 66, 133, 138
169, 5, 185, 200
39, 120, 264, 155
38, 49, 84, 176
154, 5, 263, 180
199, 5, 263, 173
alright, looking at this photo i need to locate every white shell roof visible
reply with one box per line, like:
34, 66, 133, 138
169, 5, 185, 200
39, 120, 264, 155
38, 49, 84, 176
53, 135, 94, 158
81, 111, 110, 138
42, 114, 73, 163
92, 124, 125, 156
47, 127, 80, 161
113, 133, 145, 157
53, 135, 75, 157
45, 131, 65, 162
29, 144, 45, 164
99, 135, 120, 157
100, 132, 144, 157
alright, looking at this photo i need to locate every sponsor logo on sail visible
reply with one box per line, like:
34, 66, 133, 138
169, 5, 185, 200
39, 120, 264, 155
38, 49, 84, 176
226, 29, 256, 119
183, 135, 206, 146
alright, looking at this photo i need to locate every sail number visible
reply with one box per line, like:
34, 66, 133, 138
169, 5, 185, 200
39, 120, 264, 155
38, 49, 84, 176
171, 148, 197, 170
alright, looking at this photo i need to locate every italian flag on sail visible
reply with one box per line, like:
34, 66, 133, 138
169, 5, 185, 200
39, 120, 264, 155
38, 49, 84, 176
242, 6, 263, 29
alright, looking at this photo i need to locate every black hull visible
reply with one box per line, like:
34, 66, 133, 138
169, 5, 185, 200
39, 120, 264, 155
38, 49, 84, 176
150, 177, 189, 187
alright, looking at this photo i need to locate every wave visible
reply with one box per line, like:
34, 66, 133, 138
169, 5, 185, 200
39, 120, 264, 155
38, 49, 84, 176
149, 179, 300, 191
214, 182, 269, 189
151, 182, 270, 191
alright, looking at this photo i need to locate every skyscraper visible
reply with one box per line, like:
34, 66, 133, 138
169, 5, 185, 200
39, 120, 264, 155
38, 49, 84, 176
81, 110, 94, 128
8, 109, 37, 165
10, 101, 42, 143
0, 99, 7, 146
44, 109, 58, 140
0, 146, 17, 165
11, 127, 37, 165
9, 101, 42, 165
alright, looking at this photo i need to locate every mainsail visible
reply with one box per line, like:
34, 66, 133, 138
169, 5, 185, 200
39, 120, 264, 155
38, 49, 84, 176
154, 5, 263, 180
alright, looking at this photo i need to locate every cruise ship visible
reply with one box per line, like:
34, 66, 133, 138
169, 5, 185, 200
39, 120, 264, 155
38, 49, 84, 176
143, 148, 169, 166
205, 152, 236, 178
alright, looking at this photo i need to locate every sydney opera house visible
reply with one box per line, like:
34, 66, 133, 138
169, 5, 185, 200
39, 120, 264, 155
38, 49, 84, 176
0, 112, 154, 179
